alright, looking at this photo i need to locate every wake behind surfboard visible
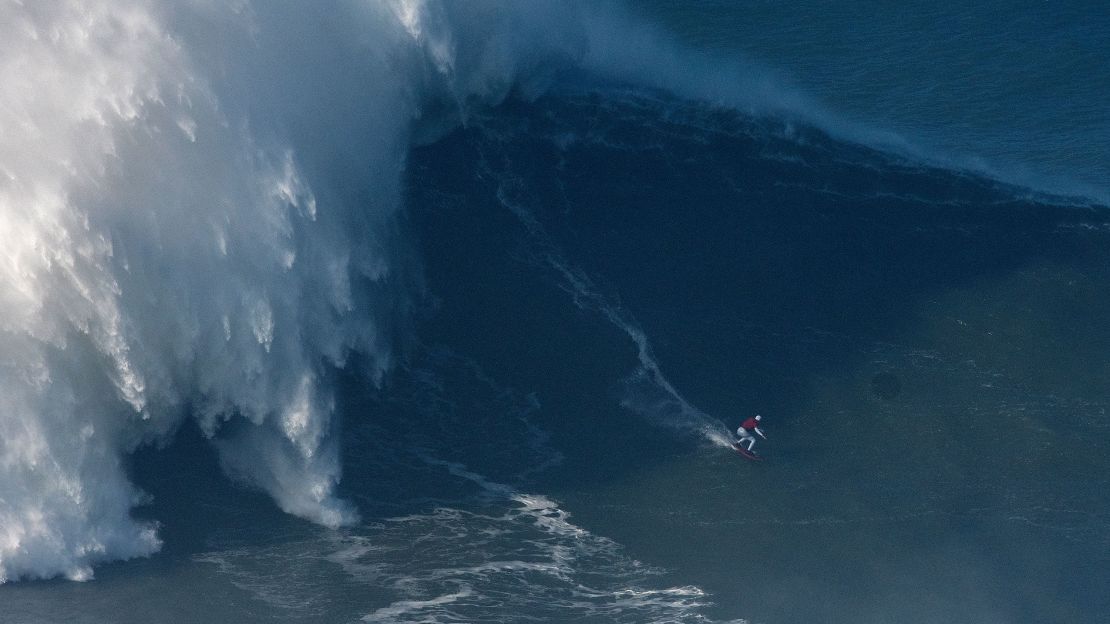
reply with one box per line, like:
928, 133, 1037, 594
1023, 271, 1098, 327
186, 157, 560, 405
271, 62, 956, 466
731, 443, 763, 461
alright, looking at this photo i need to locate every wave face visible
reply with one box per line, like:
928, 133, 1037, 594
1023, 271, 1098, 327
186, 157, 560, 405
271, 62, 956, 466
403, 89, 1110, 623
3, 2, 1110, 623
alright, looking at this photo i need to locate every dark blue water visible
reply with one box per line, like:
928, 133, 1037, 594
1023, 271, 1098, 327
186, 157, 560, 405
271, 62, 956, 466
403, 89, 1110, 622
4, 3, 1110, 624
638, 0, 1110, 204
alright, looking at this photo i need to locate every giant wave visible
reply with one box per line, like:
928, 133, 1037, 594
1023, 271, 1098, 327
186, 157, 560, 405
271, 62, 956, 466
0, 0, 786, 584
1, 0, 1103, 588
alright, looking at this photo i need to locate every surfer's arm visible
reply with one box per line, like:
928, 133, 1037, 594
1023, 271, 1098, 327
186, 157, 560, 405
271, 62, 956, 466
755, 427, 766, 439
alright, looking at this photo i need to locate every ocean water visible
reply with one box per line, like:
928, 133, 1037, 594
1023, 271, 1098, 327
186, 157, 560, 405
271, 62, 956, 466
2, 2, 1109, 624
639, 0, 1110, 203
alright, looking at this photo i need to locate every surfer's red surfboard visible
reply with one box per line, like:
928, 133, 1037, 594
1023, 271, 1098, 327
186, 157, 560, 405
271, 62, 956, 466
731, 443, 763, 461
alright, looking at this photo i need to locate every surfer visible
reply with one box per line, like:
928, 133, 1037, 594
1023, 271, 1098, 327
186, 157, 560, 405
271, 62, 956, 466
735, 415, 766, 452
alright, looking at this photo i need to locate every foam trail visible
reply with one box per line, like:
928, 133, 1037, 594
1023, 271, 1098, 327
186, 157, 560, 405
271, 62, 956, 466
553, 258, 736, 448
362, 589, 475, 623
488, 162, 734, 448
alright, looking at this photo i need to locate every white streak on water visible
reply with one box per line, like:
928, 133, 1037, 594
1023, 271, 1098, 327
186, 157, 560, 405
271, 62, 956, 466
484, 151, 735, 448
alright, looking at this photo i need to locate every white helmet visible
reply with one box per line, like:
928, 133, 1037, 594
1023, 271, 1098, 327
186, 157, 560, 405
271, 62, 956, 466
754, 414, 762, 421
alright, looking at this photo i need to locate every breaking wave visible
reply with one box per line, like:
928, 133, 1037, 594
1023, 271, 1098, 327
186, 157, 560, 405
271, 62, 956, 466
0, 0, 760, 584
2, 0, 1099, 585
